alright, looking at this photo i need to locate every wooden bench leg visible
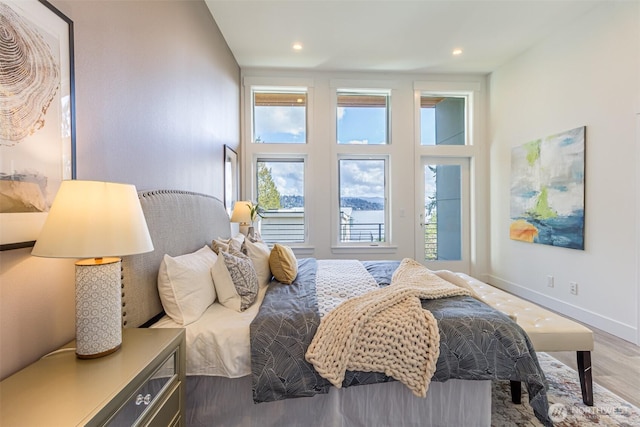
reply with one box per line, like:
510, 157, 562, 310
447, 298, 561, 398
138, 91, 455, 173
577, 350, 594, 406
510, 380, 522, 404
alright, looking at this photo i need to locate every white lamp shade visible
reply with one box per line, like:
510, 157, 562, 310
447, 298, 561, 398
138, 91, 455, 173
31, 180, 154, 258
230, 200, 253, 224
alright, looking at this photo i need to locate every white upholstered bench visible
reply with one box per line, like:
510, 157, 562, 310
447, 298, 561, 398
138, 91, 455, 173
454, 273, 594, 407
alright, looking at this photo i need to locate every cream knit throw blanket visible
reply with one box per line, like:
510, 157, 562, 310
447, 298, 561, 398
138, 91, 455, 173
316, 260, 379, 317
305, 258, 472, 397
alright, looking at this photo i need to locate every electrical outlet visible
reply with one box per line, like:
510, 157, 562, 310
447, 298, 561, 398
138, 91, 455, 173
570, 282, 578, 295
547, 275, 554, 288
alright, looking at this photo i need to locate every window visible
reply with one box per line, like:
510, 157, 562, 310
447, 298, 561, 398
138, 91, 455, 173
420, 96, 466, 146
337, 91, 389, 144
335, 88, 392, 246
252, 90, 307, 143
338, 158, 387, 243
256, 158, 305, 244
415, 83, 477, 272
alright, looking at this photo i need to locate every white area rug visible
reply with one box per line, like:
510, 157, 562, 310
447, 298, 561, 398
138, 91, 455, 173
492, 352, 640, 426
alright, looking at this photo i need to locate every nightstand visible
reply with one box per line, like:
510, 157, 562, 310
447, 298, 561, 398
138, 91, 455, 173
0, 328, 186, 426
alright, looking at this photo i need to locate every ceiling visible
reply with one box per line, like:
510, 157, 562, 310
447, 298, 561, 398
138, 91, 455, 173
204, 0, 604, 74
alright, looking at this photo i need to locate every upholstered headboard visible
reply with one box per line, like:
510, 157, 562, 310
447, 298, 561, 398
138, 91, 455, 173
121, 190, 231, 328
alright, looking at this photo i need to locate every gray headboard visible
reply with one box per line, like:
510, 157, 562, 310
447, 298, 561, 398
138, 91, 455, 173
121, 190, 231, 328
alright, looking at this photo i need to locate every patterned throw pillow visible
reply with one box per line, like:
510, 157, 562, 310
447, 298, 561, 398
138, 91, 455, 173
212, 249, 259, 312
243, 238, 272, 288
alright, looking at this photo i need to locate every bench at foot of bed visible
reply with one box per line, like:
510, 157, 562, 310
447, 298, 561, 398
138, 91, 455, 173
455, 273, 594, 407
509, 350, 592, 406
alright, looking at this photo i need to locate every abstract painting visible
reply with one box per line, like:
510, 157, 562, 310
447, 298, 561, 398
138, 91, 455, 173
0, 0, 75, 250
510, 126, 585, 250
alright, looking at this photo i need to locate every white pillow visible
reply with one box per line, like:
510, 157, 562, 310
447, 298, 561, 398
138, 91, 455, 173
157, 245, 218, 325
211, 250, 259, 312
243, 239, 272, 288
212, 233, 245, 254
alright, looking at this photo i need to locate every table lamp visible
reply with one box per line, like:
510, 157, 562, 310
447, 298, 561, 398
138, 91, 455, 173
31, 180, 153, 359
230, 200, 252, 236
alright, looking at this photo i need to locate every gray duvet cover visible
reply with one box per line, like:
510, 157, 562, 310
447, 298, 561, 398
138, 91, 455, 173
250, 259, 552, 426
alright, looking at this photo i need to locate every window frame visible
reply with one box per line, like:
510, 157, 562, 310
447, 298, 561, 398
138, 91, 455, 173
250, 86, 310, 145
417, 156, 471, 272
252, 154, 308, 245
419, 94, 469, 146
413, 80, 482, 272
336, 89, 391, 145
240, 76, 485, 266
413, 81, 477, 150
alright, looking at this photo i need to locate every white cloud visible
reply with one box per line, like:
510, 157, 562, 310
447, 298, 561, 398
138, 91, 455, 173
254, 106, 305, 137
339, 160, 385, 198
262, 161, 304, 196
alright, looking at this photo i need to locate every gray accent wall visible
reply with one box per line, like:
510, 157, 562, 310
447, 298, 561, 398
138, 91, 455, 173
0, 0, 239, 379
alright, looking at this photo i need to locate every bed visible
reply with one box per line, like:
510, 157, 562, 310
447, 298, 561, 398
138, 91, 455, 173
121, 190, 552, 427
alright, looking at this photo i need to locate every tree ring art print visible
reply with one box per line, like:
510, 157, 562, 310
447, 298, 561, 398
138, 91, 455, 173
0, 0, 75, 250
0, 2, 60, 143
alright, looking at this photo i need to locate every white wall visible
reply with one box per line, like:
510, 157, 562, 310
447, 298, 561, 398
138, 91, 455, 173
0, 0, 240, 379
240, 70, 490, 276
488, 1, 639, 343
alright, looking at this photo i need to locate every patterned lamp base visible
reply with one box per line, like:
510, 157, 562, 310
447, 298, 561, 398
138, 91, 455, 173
75, 257, 122, 359
239, 223, 250, 236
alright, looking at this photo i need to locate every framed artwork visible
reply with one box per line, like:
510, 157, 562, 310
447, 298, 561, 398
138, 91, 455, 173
224, 145, 239, 216
0, 0, 75, 251
510, 126, 585, 250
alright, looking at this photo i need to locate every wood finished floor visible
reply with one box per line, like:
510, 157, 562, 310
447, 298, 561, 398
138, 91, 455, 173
546, 323, 640, 408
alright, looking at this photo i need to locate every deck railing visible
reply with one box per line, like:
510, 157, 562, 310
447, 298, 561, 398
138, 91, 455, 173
260, 217, 439, 258
340, 222, 385, 242
424, 220, 438, 260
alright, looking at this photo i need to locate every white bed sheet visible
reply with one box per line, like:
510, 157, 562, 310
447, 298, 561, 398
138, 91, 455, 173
152, 285, 268, 377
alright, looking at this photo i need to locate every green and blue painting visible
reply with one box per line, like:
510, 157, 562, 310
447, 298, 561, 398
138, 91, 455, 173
510, 126, 585, 250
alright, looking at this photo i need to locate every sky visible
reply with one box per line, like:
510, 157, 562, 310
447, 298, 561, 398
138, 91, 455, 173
339, 159, 385, 199
337, 107, 386, 145
254, 104, 436, 199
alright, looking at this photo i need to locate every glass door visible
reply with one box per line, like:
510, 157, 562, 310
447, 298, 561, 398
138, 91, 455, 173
416, 157, 470, 273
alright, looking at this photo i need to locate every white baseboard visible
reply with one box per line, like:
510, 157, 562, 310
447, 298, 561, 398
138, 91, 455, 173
488, 274, 639, 345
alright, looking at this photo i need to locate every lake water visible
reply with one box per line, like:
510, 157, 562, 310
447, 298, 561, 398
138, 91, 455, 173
348, 210, 384, 224
342, 210, 385, 242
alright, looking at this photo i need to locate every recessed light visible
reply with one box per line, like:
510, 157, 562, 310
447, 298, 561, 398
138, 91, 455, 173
452, 48, 463, 56
292, 42, 303, 51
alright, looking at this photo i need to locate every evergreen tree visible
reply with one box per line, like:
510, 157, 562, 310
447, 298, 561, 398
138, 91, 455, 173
257, 163, 281, 209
